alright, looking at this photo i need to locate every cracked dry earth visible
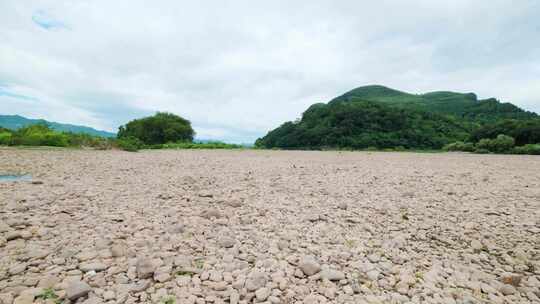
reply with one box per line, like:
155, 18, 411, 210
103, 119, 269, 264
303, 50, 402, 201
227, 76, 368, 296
1, 149, 540, 304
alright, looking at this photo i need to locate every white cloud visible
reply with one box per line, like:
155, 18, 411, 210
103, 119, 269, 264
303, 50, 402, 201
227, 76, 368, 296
1, 0, 539, 142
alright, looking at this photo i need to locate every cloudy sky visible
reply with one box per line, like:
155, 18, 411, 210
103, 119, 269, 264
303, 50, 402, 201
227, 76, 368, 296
1, 1, 539, 142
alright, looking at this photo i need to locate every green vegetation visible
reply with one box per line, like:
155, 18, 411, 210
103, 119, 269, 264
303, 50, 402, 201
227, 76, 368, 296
161, 296, 176, 304
116, 136, 144, 152
0, 124, 114, 149
257, 85, 539, 154
444, 134, 540, 155
118, 112, 194, 145
331, 85, 537, 123
0, 114, 115, 137
256, 99, 469, 150
161, 141, 242, 149
36, 288, 62, 304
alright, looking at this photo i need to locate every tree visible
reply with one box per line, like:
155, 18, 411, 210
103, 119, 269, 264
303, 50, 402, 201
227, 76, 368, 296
117, 112, 195, 145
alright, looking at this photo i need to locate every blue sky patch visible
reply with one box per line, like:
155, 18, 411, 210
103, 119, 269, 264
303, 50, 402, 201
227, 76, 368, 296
32, 10, 67, 30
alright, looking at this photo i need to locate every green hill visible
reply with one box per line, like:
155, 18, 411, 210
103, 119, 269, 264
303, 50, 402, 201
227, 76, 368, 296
332, 85, 537, 122
0, 115, 116, 137
256, 85, 538, 150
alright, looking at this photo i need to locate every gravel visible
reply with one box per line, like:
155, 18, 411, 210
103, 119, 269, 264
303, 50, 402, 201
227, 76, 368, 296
0, 149, 539, 304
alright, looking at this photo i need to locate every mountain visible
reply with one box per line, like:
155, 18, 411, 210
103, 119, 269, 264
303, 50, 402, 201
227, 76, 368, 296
331, 85, 537, 122
0, 115, 116, 138
256, 85, 538, 150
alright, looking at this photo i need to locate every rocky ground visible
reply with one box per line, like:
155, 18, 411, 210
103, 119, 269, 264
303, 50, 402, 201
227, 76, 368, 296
0, 148, 539, 304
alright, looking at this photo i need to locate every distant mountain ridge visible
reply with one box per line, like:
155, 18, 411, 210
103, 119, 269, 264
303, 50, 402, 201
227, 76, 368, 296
0, 115, 116, 138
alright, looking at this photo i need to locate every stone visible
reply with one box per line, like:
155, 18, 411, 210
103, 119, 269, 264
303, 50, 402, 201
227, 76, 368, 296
230, 291, 240, 304
0, 293, 14, 304
8, 264, 26, 275
201, 209, 221, 219
110, 244, 126, 257
6, 231, 22, 241
299, 257, 321, 276
320, 269, 345, 281
66, 280, 92, 301
245, 271, 267, 291
136, 258, 155, 279
218, 237, 235, 248
13, 294, 33, 304
501, 273, 522, 287
499, 284, 516, 295
103, 290, 115, 300
471, 240, 483, 251
80, 262, 107, 272
255, 287, 271, 301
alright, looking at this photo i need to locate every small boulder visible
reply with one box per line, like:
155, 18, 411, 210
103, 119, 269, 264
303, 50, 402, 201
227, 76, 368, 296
299, 257, 321, 276
66, 280, 92, 301
136, 258, 156, 279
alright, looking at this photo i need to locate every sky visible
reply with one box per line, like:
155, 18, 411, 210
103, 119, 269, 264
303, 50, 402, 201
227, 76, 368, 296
1, 1, 539, 143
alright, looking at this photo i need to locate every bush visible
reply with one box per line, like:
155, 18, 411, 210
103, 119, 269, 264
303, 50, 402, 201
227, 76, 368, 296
474, 148, 490, 154
118, 112, 195, 145
512, 144, 540, 155
11, 124, 69, 147
0, 131, 12, 145
161, 141, 241, 149
116, 136, 144, 152
443, 141, 475, 152
476, 134, 515, 153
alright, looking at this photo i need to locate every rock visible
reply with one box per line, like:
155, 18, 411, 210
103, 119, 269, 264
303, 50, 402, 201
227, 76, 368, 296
471, 240, 483, 251
366, 270, 380, 281
136, 258, 155, 279
76, 251, 98, 262
8, 264, 26, 275
0, 293, 14, 304
299, 257, 321, 276
110, 244, 126, 257
218, 237, 235, 248
80, 262, 107, 272
230, 290, 240, 304
103, 290, 115, 300
154, 272, 171, 283
6, 231, 21, 241
130, 280, 151, 292
245, 271, 267, 291
209, 270, 223, 282
320, 269, 345, 281
338, 202, 348, 210
213, 282, 227, 291
501, 273, 522, 287
38, 275, 60, 288
499, 284, 516, 295
201, 208, 221, 219
13, 294, 33, 304
66, 280, 92, 301
255, 287, 271, 301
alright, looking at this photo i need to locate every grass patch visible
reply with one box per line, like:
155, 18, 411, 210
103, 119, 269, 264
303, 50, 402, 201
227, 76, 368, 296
36, 288, 62, 304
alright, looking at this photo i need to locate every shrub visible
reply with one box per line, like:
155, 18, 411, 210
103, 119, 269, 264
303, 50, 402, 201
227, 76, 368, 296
118, 112, 195, 145
474, 148, 490, 154
443, 141, 475, 152
475, 134, 515, 153
116, 136, 144, 152
0, 131, 12, 145
161, 141, 241, 149
512, 144, 540, 155
11, 124, 69, 147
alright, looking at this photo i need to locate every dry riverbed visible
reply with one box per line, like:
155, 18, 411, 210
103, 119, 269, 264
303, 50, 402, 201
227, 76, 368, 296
0, 149, 539, 304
